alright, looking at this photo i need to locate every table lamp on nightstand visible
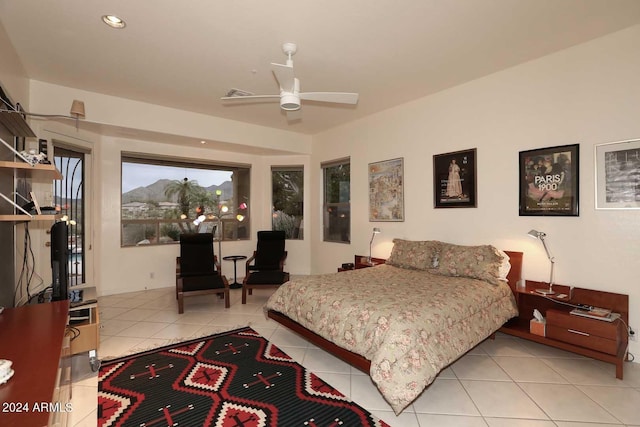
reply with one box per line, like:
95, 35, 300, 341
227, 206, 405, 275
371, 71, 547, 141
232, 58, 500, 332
528, 229, 555, 295
367, 227, 381, 265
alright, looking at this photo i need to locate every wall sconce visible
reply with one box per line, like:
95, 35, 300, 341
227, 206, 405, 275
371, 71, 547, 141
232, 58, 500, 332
527, 229, 555, 295
368, 227, 381, 265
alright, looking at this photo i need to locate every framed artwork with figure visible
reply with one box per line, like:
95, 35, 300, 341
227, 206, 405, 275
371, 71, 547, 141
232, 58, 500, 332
433, 148, 477, 208
519, 143, 579, 216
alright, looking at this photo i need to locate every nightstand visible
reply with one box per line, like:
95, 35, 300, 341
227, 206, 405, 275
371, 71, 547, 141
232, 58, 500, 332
500, 280, 629, 379
338, 255, 386, 272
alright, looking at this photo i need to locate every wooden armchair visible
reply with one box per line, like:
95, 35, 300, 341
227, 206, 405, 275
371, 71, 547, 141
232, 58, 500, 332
176, 233, 229, 313
242, 230, 290, 304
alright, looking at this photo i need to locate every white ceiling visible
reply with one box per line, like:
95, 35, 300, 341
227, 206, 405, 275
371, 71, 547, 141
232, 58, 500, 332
1, 0, 640, 136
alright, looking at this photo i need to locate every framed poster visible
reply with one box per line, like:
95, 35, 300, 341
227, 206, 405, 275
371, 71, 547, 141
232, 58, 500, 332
595, 138, 640, 210
519, 144, 579, 216
433, 148, 477, 208
368, 157, 404, 221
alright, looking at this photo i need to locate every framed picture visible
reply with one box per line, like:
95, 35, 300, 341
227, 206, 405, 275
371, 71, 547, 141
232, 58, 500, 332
433, 148, 477, 208
368, 157, 404, 221
519, 144, 579, 216
595, 138, 640, 210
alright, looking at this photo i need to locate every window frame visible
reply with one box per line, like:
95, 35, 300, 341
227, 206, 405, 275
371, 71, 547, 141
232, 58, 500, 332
322, 157, 351, 243
120, 153, 251, 247
271, 165, 304, 240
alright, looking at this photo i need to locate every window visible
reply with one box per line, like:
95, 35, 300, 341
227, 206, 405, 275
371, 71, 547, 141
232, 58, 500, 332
322, 158, 350, 243
121, 155, 250, 247
54, 146, 86, 286
272, 166, 304, 240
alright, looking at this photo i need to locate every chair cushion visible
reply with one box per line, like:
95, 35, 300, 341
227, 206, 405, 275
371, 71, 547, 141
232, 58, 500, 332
254, 230, 286, 270
181, 274, 226, 292
246, 270, 289, 285
180, 233, 216, 275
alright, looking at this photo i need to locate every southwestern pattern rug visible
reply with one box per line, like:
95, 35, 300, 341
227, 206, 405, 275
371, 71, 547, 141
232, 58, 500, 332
98, 327, 390, 427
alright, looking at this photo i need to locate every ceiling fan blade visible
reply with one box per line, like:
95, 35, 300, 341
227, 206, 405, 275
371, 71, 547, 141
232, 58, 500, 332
271, 63, 295, 93
299, 92, 359, 105
286, 109, 302, 122
221, 94, 280, 102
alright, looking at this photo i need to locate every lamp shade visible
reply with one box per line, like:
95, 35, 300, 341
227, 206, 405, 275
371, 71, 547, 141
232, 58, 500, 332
70, 100, 85, 119
528, 229, 545, 239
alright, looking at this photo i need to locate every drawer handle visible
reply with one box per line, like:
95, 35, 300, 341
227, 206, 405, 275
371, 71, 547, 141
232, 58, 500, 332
568, 329, 590, 337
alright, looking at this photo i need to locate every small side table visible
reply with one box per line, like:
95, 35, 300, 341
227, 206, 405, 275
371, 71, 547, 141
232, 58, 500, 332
338, 255, 386, 272
223, 255, 247, 289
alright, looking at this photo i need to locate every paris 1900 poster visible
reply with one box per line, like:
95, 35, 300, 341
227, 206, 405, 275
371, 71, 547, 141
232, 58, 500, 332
519, 144, 579, 216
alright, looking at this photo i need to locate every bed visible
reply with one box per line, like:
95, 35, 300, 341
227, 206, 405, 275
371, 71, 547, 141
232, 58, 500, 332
264, 239, 522, 414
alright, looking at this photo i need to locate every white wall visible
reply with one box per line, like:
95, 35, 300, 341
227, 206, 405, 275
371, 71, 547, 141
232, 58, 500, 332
28, 81, 312, 155
0, 22, 28, 105
311, 25, 640, 356
93, 136, 312, 295
21, 83, 313, 296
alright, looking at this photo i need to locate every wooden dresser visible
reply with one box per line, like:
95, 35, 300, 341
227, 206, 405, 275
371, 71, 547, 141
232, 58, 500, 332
0, 301, 71, 427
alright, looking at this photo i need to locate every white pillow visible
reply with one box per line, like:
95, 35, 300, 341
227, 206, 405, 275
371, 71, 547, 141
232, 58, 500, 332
496, 249, 511, 282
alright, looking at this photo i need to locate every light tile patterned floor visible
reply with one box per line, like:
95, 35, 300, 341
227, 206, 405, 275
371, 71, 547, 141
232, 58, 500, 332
70, 286, 640, 426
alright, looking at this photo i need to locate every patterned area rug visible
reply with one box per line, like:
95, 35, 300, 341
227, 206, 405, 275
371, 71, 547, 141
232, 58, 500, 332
98, 326, 390, 427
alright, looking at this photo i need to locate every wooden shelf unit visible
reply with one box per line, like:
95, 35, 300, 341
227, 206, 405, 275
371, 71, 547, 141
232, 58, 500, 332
0, 161, 63, 222
500, 280, 629, 379
0, 301, 71, 427
0, 214, 61, 221
0, 160, 63, 180
0, 109, 37, 138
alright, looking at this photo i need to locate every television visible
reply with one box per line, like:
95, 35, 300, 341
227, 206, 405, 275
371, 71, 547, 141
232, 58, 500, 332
50, 221, 69, 301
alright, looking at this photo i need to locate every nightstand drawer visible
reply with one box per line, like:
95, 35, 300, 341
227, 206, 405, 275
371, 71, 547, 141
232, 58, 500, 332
546, 325, 618, 355
546, 309, 620, 355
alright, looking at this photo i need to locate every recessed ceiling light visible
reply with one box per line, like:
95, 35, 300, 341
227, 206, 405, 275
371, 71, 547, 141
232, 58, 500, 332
200, 141, 206, 144
102, 15, 126, 29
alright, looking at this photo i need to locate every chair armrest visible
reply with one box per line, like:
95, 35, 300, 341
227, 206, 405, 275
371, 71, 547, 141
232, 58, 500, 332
221, 275, 230, 288
214, 255, 222, 276
279, 251, 288, 270
245, 251, 257, 275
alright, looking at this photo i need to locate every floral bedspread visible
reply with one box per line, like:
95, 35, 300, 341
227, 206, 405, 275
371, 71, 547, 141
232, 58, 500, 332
264, 264, 519, 414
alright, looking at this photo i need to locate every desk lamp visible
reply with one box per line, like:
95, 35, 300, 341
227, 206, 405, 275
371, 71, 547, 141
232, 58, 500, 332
367, 227, 381, 265
528, 229, 555, 295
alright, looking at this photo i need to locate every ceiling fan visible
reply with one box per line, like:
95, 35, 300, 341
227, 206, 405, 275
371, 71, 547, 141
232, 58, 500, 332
221, 43, 359, 120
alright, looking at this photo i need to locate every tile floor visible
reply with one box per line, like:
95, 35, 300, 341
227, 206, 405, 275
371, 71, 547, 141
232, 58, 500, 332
69, 286, 640, 427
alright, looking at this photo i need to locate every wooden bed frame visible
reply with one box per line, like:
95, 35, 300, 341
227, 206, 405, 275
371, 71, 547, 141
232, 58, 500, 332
267, 250, 524, 373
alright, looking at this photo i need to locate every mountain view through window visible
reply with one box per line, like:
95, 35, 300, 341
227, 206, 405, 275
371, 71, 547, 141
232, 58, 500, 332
121, 157, 250, 246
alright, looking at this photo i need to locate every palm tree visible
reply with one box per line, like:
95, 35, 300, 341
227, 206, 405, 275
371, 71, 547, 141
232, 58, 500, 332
164, 178, 201, 217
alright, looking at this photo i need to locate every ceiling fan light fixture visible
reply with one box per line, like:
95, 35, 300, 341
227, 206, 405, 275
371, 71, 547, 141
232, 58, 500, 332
280, 93, 300, 111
